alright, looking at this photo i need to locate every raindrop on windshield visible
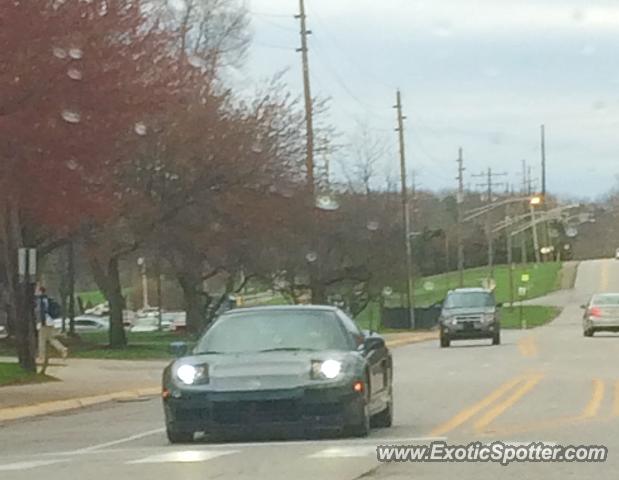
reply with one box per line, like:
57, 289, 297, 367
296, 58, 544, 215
315, 195, 340, 211
366, 220, 380, 231
52, 47, 67, 59
305, 252, 318, 263
61, 110, 81, 124
168, 0, 187, 12
67, 68, 82, 80
66, 159, 79, 171
187, 54, 207, 69
68, 48, 83, 60
134, 122, 148, 136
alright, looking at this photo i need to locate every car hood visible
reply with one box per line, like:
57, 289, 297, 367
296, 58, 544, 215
442, 307, 496, 316
173, 350, 357, 391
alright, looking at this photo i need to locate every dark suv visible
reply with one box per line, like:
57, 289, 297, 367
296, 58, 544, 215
439, 288, 501, 348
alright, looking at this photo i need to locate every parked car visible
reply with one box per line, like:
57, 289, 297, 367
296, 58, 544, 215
53, 315, 109, 333
130, 316, 172, 333
438, 288, 502, 347
582, 293, 619, 337
162, 305, 393, 443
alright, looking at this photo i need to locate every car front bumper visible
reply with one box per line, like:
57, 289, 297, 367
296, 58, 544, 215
442, 322, 498, 339
163, 385, 365, 434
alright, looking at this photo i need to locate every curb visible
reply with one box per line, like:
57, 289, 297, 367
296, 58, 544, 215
0, 387, 160, 423
0, 333, 436, 423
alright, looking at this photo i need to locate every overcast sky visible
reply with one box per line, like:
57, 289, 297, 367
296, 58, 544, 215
238, 0, 619, 197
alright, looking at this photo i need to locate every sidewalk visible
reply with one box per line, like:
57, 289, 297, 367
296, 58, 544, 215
0, 357, 167, 422
0, 331, 435, 423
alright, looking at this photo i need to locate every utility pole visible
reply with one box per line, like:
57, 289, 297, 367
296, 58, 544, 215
473, 168, 507, 279
456, 148, 465, 287
296, 0, 314, 195
394, 90, 415, 328
541, 124, 547, 199
520, 160, 528, 264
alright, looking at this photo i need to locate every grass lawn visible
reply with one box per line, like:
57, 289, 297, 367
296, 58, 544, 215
500, 305, 561, 329
63, 331, 195, 360
0, 362, 54, 386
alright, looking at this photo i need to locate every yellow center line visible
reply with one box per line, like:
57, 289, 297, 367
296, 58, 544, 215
474, 373, 544, 434
517, 335, 538, 358
429, 375, 526, 437
600, 261, 609, 292
580, 379, 605, 419
613, 381, 619, 417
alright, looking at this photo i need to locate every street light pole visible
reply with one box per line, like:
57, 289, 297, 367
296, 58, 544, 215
137, 257, 149, 309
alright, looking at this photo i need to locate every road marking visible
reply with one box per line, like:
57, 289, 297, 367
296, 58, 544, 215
127, 450, 238, 464
613, 381, 619, 417
580, 379, 605, 419
74, 428, 165, 453
517, 335, 538, 358
600, 261, 610, 291
474, 373, 544, 434
0, 459, 69, 471
309, 446, 378, 458
429, 374, 527, 436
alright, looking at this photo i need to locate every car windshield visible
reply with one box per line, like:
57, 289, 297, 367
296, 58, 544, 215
195, 310, 351, 354
444, 292, 495, 309
592, 294, 619, 306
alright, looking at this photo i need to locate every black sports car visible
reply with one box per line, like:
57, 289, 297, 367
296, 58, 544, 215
162, 305, 393, 443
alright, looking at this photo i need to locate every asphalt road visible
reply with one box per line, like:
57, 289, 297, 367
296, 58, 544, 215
1, 259, 619, 479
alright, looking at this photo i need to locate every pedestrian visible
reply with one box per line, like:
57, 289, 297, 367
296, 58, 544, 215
36, 287, 68, 363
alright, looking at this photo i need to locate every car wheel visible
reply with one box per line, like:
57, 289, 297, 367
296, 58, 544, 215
492, 330, 501, 345
583, 328, 594, 337
440, 334, 450, 348
166, 426, 194, 444
371, 391, 393, 429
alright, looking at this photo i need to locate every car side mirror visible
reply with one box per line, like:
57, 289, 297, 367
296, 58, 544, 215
363, 335, 386, 352
580, 305, 587, 310
169, 341, 188, 358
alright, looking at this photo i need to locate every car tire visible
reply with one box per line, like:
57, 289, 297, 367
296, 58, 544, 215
166, 426, 194, 444
492, 330, 501, 345
371, 395, 393, 428
440, 335, 450, 348
584, 328, 594, 337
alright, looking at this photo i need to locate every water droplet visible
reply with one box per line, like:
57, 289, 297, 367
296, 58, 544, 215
69, 48, 83, 60
305, 252, 318, 263
66, 159, 79, 171
134, 122, 147, 136
315, 195, 340, 211
67, 68, 82, 80
366, 220, 380, 231
52, 47, 67, 59
168, 0, 187, 12
187, 54, 207, 69
61, 109, 81, 124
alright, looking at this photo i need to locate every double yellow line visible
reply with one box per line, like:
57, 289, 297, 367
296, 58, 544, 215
430, 372, 543, 436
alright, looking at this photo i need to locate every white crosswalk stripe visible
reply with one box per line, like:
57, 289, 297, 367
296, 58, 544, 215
0, 459, 69, 471
126, 450, 239, 464
308, 446, 378, 458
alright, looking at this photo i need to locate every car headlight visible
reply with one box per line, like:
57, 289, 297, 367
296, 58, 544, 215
311, 359, 342, 380
175, 363, 209, 385
482, 314, 495, 324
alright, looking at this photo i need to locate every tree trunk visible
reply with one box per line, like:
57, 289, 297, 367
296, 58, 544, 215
177, 272, 204, 335
106, 257, 126, 348
87, 249, 126, 348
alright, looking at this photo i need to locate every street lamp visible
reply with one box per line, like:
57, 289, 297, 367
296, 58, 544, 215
137, 257, 149, 309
